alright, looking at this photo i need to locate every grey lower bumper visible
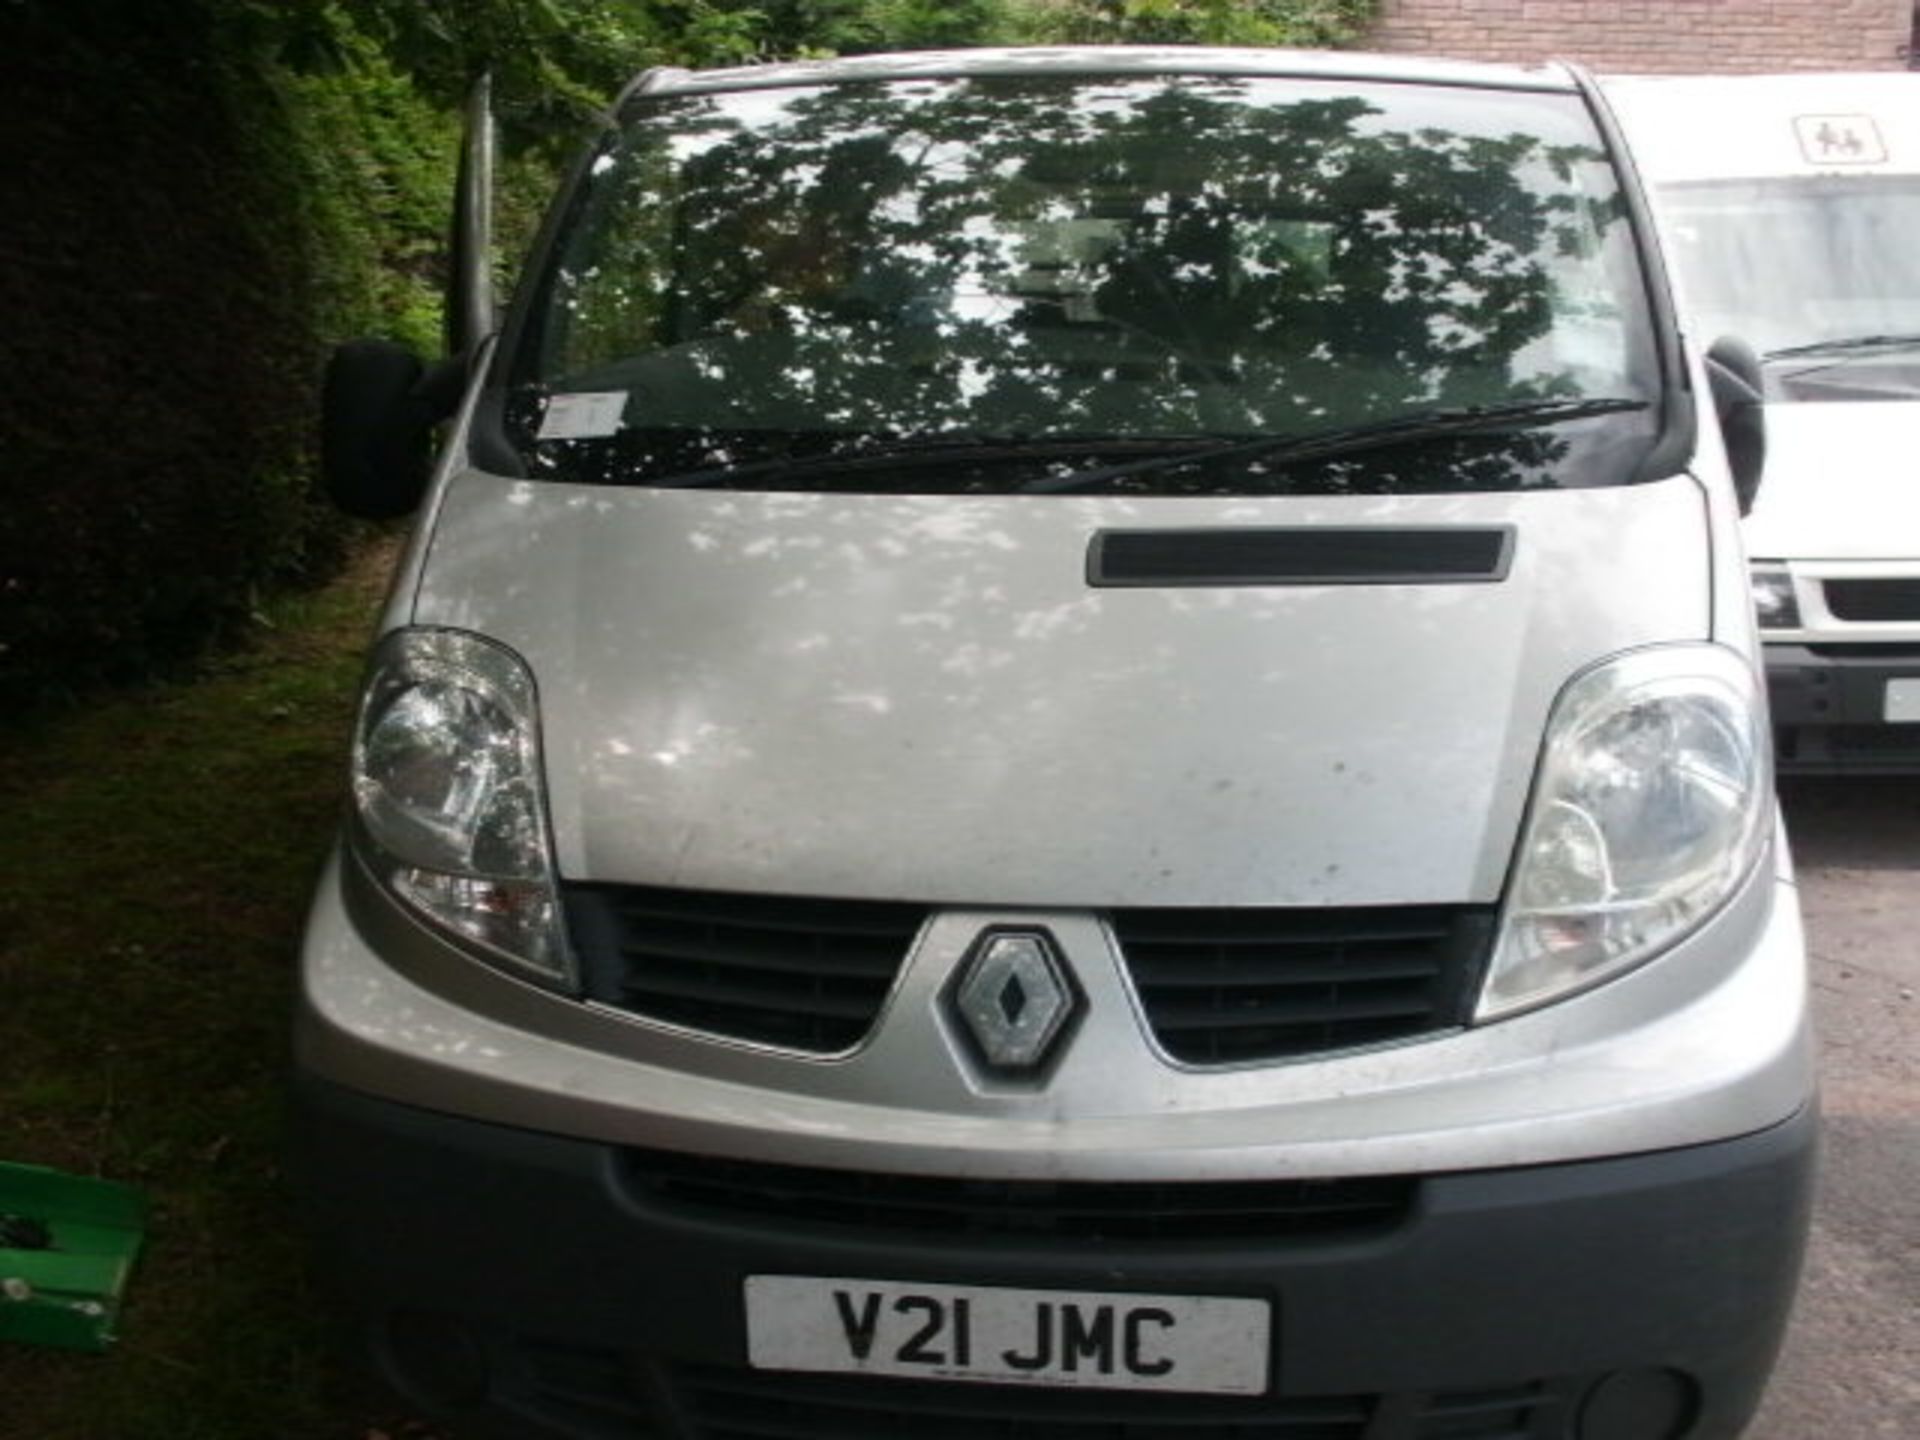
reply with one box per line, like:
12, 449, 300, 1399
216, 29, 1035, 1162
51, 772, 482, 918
291, 1074, 1816, 1440
1767, 642, 1920, 771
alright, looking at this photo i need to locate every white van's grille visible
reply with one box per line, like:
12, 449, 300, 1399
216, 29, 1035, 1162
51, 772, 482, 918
1823, 578, 1920, 622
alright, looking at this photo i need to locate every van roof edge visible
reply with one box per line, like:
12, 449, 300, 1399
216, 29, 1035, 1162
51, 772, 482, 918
619, 46, 1577, 104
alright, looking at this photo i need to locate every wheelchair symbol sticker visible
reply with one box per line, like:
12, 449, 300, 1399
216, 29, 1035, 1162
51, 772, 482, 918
1793, 114, 1888, 166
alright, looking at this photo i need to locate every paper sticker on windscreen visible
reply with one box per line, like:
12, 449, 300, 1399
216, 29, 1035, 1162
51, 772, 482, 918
538, 391, 628, 440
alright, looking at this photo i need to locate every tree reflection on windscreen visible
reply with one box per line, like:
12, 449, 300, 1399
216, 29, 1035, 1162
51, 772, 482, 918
507, 73, 1658, 494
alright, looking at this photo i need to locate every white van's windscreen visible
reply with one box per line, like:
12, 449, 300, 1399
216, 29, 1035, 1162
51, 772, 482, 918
506, 75, 1661, 494
1655, 174, 1920, 400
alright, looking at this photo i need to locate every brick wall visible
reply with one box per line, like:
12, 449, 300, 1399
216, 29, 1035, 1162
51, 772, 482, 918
1368, 0, 1915, 73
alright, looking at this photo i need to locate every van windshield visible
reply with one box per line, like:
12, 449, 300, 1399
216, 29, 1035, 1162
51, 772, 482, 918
505, 73, 1661, 493
1656, 174, 1920, 400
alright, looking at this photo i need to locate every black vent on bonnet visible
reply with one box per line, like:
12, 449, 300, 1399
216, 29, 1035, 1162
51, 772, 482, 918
1088, 527, 1514, 587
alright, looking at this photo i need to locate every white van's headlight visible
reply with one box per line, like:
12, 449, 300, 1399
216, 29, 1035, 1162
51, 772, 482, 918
1749, 566, 1800, 631
1480, 645, 1770, 1020
350, 628, 572, 986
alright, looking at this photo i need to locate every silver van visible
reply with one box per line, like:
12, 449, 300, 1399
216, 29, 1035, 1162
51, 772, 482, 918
298, 48, 1815, 1440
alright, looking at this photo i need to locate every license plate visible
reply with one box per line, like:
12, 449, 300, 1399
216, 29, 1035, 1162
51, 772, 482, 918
745, 1276, 1270, 1394
1887, 678, 1920, 723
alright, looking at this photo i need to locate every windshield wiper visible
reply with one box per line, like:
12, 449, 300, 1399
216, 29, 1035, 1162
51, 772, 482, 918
638, 433, 1221, 489
1021, 397, 1651, 495
1762, 332, 1920, 361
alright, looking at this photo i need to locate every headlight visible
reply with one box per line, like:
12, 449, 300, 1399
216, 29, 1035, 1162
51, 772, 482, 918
1480, 645, 1770, 1020
350, 628, 571, 986
1749, 566, 1799, 631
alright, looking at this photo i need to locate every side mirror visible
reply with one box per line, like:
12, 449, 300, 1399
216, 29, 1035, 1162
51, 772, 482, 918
320, 340, 464, 519
1705, 336, 1766, 516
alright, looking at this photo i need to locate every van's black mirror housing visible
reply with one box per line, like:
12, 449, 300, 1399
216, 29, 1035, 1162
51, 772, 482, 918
323, 73, 494, 521
320, 340, 464, 519
1705, 336, 1766, 516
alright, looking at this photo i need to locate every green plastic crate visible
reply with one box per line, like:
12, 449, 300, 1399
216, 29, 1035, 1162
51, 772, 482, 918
0, 1161, 147, 1352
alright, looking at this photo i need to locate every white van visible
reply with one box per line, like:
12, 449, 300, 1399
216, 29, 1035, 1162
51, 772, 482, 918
1608, 73, 1920, 771
298, 49, 1814, 1440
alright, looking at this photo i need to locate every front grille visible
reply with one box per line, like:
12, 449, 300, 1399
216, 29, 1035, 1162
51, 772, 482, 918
1110, 906, 1495, 1065
1804, 643, 1920, 659
677, 1366, 1374, 1440
564, 884, 1493, 1064
563, 884, 927, 1052
519, 1339, 661, 1435
1824, 578, 1920, 622
676, 1366, 1568, 1440
1776, 723, 1920, 772
1834, 725, 1920, 754
512, 1344, 1575, 1439
1414, 1383, 1556, 1439
621, 1148, 1416, 1242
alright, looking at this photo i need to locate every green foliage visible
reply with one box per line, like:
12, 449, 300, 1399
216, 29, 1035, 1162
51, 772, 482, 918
242, 0, 1022, 152
326, 0, 661, 147
1014, 0, 1375, 47
734, 0, 1018, 56
0, 0, 451, 705
240, 0, 1382, 156
251, 17, 458, 355
228, 0, 747, 152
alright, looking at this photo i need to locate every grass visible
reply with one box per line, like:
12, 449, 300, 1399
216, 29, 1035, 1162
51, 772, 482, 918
0, 541, 401, 1440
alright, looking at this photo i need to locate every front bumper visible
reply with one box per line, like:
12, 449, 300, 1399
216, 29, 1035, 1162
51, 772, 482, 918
1765, 642, 1920, 772
292, 1075, 1815, 1440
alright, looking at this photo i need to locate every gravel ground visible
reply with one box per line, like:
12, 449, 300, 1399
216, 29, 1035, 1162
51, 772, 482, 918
1744, 777, 1920, 1439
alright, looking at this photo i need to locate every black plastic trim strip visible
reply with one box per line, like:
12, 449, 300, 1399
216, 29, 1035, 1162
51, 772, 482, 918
1567, 62, 1698, 486
464, 76, 667, 478
1087, 527, 1515, 588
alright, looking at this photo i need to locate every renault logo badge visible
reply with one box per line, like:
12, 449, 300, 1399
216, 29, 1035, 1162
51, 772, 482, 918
951, 929, 1077, 1072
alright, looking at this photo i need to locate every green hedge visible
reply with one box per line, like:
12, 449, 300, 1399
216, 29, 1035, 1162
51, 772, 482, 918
0, 2, 454, 704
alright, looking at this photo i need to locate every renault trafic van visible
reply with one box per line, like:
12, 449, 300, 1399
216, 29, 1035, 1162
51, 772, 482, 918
297, 49, 1814, 1440
1608, 73, 1920, 771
